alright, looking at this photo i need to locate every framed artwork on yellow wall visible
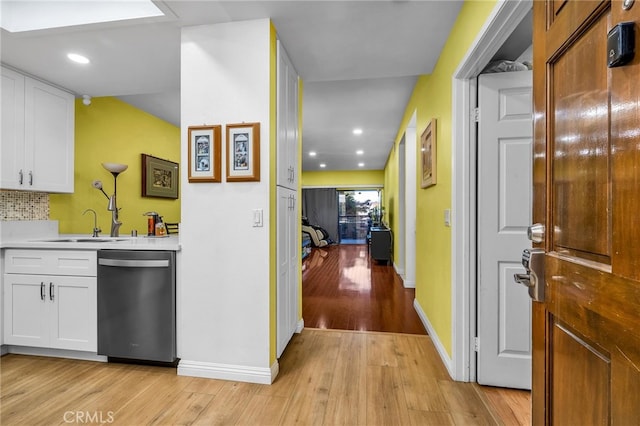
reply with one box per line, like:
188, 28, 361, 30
141, 154, 179, 199
421, 119, 437, 189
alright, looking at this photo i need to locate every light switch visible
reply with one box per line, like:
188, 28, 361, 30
253, 209, 263, 227
444, 209, 451, 227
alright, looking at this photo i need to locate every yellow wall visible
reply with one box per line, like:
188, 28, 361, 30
269, 22, 278, 364
50, 97, 180, 234
384, 0, 496, 356
302, 170, 384, 188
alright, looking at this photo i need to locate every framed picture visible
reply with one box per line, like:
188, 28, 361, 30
421, 119, 437, 189
141, 154, 179, 199
188, 125, 222, 182
226, 122, 260, 182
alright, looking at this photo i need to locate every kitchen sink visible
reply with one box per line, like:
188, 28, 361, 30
36, 238, 127, 243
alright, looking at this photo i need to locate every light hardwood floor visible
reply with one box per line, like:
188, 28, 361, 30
1, 329, 529, 425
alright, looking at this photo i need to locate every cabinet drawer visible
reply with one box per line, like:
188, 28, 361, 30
4, 250, 96, 277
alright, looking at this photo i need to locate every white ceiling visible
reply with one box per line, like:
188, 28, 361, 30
0, 0, 465, 171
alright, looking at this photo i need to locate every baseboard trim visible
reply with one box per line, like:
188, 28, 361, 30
178, 359, 278, 385
4, 345, 107, 362
1, 345, 8, 356
393, 262, 405, 277
403, 279, 415, 289
393, 263, 415, 288
296, 318, 304, 333
413, 299, 455, 379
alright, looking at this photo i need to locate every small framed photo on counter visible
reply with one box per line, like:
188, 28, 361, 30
226, 122, 260, 182
188, 125, 222, 183
141, 154, 179, 199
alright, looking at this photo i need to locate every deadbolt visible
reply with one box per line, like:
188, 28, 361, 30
527, 223, 545, 243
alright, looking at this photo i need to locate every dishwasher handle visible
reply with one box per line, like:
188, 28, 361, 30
98, 258, 170, 268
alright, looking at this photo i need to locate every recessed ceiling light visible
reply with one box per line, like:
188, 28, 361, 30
356, 150, 364, 155
319, 163, 327, 168
358, 162, 365, 167
353, 128, 363, 135
67, 53, 90, 64
309, 151, 317, 157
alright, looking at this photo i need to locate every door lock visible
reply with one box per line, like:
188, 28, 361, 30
527, 223, 545, 243
514, 248, 545, 302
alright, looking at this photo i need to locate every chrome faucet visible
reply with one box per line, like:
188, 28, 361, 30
82, 208, 101, 237
107, 194, 122, 237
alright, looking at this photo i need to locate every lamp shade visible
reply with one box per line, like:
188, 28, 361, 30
102, 163, 128, 174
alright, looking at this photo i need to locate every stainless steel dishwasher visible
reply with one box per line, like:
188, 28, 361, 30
97, 250, 176, 364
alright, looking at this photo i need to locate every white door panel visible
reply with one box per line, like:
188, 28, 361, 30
477, 70, 532, 389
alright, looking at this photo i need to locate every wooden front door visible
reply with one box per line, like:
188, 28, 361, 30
532, 0, 640, 424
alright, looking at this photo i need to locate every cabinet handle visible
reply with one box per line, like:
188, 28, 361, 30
19, 169, 23, 185
40, 282, 45, 301
29, 171, 33, 186
49, 282, 54, 301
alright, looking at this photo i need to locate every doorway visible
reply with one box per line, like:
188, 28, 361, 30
337, 190, 380, 244
451, 0, 532, 382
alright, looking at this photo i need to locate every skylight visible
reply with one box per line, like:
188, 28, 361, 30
1, 0, 165, 33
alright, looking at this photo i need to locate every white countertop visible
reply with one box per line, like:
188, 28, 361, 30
0, 221, 180, 251
0, 224, 181, 254
1, 234, 180, 251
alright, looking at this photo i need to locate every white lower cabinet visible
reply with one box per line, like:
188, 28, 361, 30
3, 250, 97, 351
277, 187, 298, 357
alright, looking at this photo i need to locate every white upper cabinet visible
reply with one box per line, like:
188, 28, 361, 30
276, 41, 299, 190
1, 66, 75, 193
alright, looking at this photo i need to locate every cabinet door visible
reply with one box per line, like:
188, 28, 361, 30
286, 68, 299, 188
286, 191, 299, 337
3, 274, 48, 347
24, 77, 75, 193
277, 41, 299, 190
49, 276, 97, 351
277, 187, 298, 357
1, 67, 26, 190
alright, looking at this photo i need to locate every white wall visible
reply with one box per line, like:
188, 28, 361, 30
178, 19, 274, 383
404, 112, 417, 289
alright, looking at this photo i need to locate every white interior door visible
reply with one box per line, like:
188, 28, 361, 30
477, 70, 532, 389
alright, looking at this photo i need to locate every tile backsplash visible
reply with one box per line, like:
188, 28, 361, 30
0, 190, 49, 221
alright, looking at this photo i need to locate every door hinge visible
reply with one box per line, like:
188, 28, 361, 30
473, 107, 480, 122
474, 337, 480, 352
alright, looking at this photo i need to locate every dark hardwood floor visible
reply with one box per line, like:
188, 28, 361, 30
302, 244, 427, 335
